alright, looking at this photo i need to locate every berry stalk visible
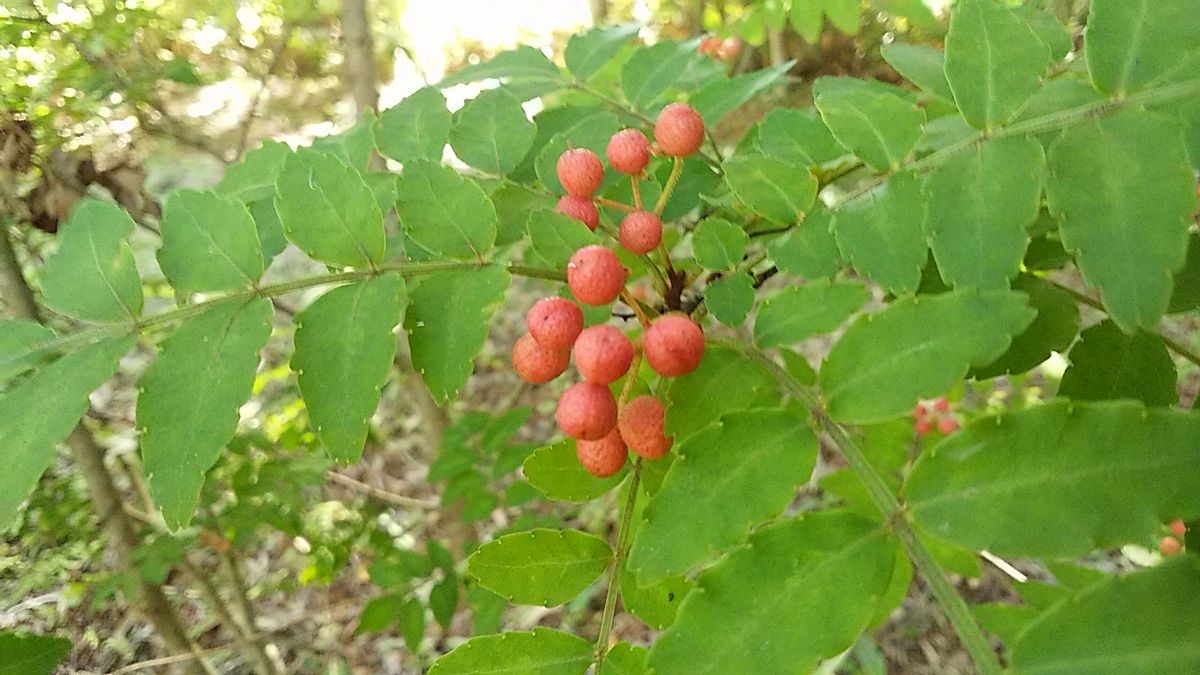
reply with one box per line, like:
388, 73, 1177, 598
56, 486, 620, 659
593, 457, 642, 674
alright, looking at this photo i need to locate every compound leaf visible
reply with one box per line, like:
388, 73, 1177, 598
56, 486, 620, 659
831, 171, 928, 295
467, 529, 611, 606
158, 189, 264, 293
275, 148, 385, 267
41, 199, 142, 323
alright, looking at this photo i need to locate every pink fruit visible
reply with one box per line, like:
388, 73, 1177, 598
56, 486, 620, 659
527, 297, 584, 351
511, 334, 569, 384
606, 129, 651, 175
654, 103, 705, 157
573, 325, 634, 385
643, 313, 705, 377
1170, 519, 1188, 538
914, 418, 933, 436
556, 147, 604, 196
557, 195, 600, 231
576, 428, 627, 477
1160, 536, 1183, 556
937, 417, 960, 435
618, 395, 673, 460
556, 382, 619, 441
618, 211, 662, 255
567, 245, 627, 306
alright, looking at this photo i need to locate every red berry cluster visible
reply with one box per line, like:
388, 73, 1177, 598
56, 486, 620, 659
516, 104, 710, 478
913, 397, 959, 436
698, 35, 742, 62
1161, 519, 1188, 556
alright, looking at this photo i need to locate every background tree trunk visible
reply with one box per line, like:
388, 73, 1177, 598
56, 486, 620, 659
590, 0, 608, 25
340, 0, 379, 117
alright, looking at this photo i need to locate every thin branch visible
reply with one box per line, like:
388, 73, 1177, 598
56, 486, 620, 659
325, 470, 439, 509
108, 640, 255, 674
593, 459, 643, 673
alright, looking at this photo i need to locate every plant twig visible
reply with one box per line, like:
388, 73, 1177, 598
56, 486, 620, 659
325, 470, 439, 508
654, 157, 685, 217
597, 196, 635, 213
593, 459, 643, 673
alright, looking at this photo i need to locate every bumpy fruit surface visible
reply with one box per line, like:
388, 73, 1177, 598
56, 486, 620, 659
934, 397, 951, 413
718, 37, 742, 60
557, 195, 599, 231
568, 245, 627, 306
654, 103, 705, 157
619, 211, 662, 255
573, 324, 634, 384
1160, 536, 1183, 556
913, 403, 928, 419
1170, 519, 1188, 537
576, 428, 627, 477
914, 418, 933, 436
644, 313, 705, 376
527, 297, 584, 350
511, 334, 569, 384
936, 417, 960, 435
618, 395, 673, 459
606, 129, 651, 175
556, 382, 619, 440
556, 148, 604, 196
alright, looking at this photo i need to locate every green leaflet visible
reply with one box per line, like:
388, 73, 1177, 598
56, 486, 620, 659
400, 597, 425, 651
274, 148, 385, 267
0, 335, 133, 528
944, 0, 1050, 130
216, 139, 290, 202
0, 632, 72, 675
492, 182, 554, 247
691, 217, 748, 271
438, 45, 564, 95
814, 77, 925, 171
971, 275, 1079, 379
1046, 110, 1194, 333
755, 107, 846, 166
704, 273, 754, 326
628, 409, 815, 584
831, 171, 928, 295
139, 298, 274, 530
534, 112, 622, 196
1058, 320, 1178, 407
356, 594, 404, 634
664, 345, 779, 439
880, 43, 954, 102
40, 199, 143, 323
526, 209, 598, 269
620, 567, 693, 630
906, 400, 1200, 557
293, 275, 405, 463
428, 627, 592, 675
753, 279, 869, 348
396, 160, 498, 260
0, 320, 55, 382
621, 40, 703, 111
375, 86, 452, 163
924, 134, 1045, 291
723, 154, 817, 224
1169, 234, 1200, 313
768, 208, 842, 280
449, 87, 536, 176
522, 439, 626, 501
157, 189, 264, 293
405, 266, 509, 404
647, 512, 898, 675
821, 290, 1035, 424
689, 61, 794, 128
311, 110, 376, 171
1011, 557, 1200, 675
564, 23, 640, 82
603, 643, 650, 675
467, 528, 611, 606
1086, 0, 1200, 96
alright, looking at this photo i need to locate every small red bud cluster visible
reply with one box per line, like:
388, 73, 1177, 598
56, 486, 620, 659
698, 35, 742, 62
913, 397, 959, 437
514, 105, 711, 476
1160, 519, 1188, 556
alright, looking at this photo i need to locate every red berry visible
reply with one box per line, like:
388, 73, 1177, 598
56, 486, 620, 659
618, 211, 662, 255
511, 333, 569, 384
644, 313, 705, 377
1160, 536, 1183, 556
1170, 519, 1188, 538
717, 37, 742, 61
934, 396, 951, 413
573, 325, 634, 385
698, 36, 720, 55
527, 297, 584, 351
568, 245, 627, 306
654, 103, 705, 157
576, 428, 627, 477
556, 382, 619, 441
557, 195, 600, 231
913, 403, 928, 419
937, 417, 960, 435
619, 395, 673, 460
914, 418, 933, 436
556, 148, 604, 196
607, 129, 651, 175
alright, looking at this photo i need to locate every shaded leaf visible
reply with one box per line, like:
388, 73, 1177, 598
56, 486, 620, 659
492, 182, 554, 246
376, 86, 452, 163
293, 276, 405, 463
690, 61, 794, 128
629, 409, 815, 583
41, 199, 142, 323
158, 189, 264, 293
924, 135, 1045, 290
430, 629, 591, 674
880, 43, 954, 101
664, 346, 779, 440
396, 160, 497, 260
275, 148, 385, 267
814, 77, 924, 171
821, 290, 1035, 424
400, 598, 425, 651
406, 267, 509, 404
831, 171, 928, 294
620, 568, 693, 630
768, 208, 842, 279
621, 40, 703, 111
604, 643, 650, 675
0, 632, 71, 675
357, 594, 403, 634
724, 154, 816, 224
1046, 110, 1194, 333
704, 274, 754, 326
565, 23, 640, 82
1086, 0, 1200, 96
754, 280, 869, 347
647, 512, 897, 675
468, 529, 611, 607
1059, 320, 1177, 406
311, 111, 376, 170
972, 275, 1079, 379
907, 400, 1200, 556
1169, 234, 1200, 313
691, 217, 748, 270
429, 573, 459, 629
450, 88, 536, 175
0, 320, 55, 382
139, 299, 273, 530
0, 336, 133, 527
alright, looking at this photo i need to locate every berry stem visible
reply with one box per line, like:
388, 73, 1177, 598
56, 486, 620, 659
620, 289, 653, 329
618, 350, 644, 405
721, 340, 1004, 675
630, 175, 643, 211
596, 196, 635, 213
653, 156, 684, 217
593, 458, 643, 674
